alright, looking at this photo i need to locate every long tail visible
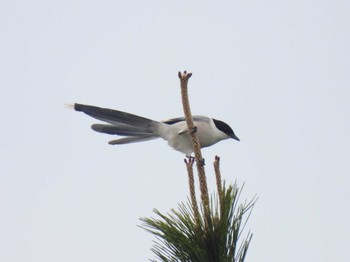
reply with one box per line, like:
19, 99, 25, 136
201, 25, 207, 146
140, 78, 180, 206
73, 103, 160, 144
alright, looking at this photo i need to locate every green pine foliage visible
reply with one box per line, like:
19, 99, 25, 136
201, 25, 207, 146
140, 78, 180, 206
141, 183, 256, 262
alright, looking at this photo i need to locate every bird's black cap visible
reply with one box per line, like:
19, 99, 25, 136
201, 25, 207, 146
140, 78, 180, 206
213, 119, 240, 141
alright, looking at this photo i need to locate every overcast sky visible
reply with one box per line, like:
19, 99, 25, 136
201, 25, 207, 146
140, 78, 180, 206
1, 1, 349, 261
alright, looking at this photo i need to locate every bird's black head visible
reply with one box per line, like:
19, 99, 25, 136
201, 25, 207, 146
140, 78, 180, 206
213, 119, 240, 141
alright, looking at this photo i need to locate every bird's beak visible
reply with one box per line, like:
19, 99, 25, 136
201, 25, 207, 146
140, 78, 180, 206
230, 133, 240, 141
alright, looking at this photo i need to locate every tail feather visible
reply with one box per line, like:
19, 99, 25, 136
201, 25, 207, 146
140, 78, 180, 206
91, 124, 152, 136
74, 103, 154, 126
74, 103, 162, 145
109, 135, 158, 145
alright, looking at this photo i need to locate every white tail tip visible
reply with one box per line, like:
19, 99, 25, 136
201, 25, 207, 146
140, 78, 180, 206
65, 103, 75, 110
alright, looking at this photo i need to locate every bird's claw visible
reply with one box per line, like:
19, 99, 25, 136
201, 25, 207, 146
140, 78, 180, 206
184, 156, 195, 165
185, 156, 205, 166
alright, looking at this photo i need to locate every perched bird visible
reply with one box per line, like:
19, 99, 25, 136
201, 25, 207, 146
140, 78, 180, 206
72, 103, 239, 156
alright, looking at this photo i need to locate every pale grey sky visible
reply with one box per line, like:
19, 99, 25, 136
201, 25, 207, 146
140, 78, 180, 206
1, 1, 349, 261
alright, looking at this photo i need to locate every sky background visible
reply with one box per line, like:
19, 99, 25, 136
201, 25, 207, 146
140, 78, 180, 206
1, 0, 349, 261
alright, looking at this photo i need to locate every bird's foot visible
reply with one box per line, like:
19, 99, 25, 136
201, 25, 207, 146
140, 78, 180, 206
190, 126, 197, 134
184, 156, 195, 164
185, 156, 205, 166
